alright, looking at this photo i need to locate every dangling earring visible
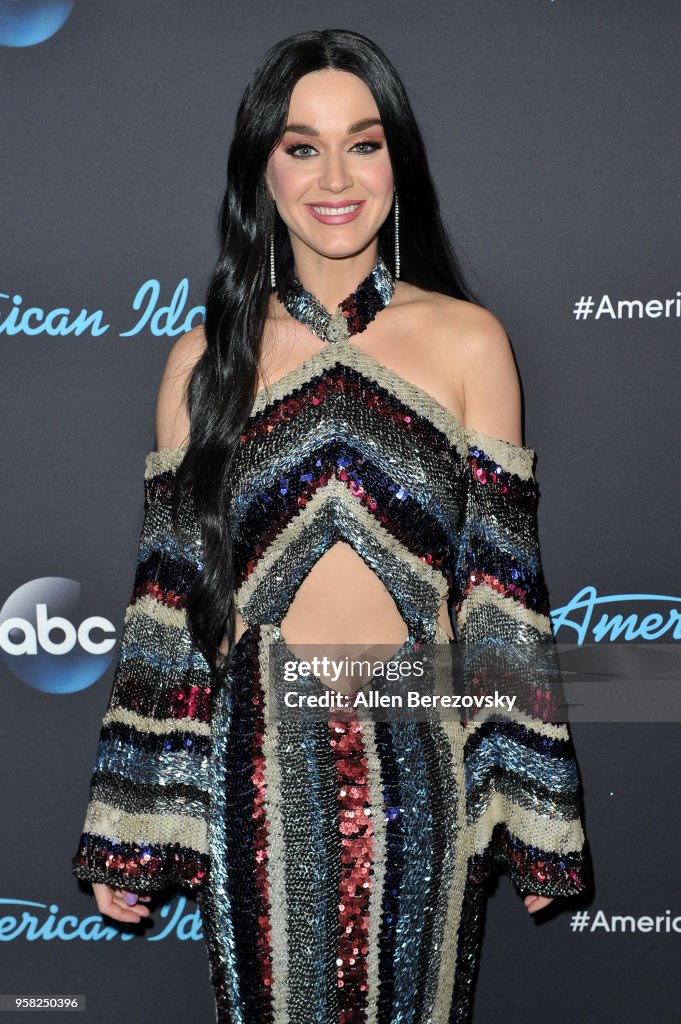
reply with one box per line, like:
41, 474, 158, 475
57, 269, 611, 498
269, 232, 276, 291
393, 190, 400, 280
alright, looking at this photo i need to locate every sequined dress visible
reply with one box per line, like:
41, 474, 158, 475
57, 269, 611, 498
72, 339, 590, 1023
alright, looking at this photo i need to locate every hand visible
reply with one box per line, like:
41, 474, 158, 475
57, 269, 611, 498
523, 893, 554, 914
92, 882, 153, 923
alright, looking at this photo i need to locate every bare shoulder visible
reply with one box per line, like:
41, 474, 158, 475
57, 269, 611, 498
397, 284, 524, 445
397, 282, 506, 344
436, 293, 514, 367
440, 298, 524, 446
155, 323, 207, 451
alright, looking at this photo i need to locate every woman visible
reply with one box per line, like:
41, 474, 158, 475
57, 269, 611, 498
72, 28, 591, 1023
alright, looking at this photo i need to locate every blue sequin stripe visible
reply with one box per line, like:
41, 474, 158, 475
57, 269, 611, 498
233, 433, 450, 523
464, 726, 580, 797
221, 628, 273, 1023
117, 640, 209, 674
457, 511, 546, 613
233, 443, 455, 584
200, 671, 243, 1023
136, 528, 201, 567
99, 719, 210, 757
410, 721, 459, 1023
384, 721, 434, 1023
464, 719, 576, 759
272, 677, 341, 1023
232, 424, 451, 519
372, 720, 404, 1023
92, 730, 210, 792
244, 363, 455, 459
131, 543, 198, 599
91, 770, 207, 814
234, 407, 461, 544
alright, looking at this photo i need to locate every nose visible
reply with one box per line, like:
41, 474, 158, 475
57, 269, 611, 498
318, 148, 352, 193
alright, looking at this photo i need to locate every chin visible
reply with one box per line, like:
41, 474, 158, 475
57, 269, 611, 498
307, 233, 380, 259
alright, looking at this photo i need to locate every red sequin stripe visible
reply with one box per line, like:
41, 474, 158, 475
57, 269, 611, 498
456, 570, 530, 607
469, 822, 587, 894
328, 709, 374, 1024
242, 472, 330, 579
144, 474, 175, 503
241, 457, 449, 585
240, 368, 447, 450
72, 836, 209, 891
334, 461, 448, 579
130, 579, 187, 609
358, 380, 437, 448
468, 454, 537, 505
113, 673, 212, 723
461, 666, 560, 723
250, 651, 274, 1002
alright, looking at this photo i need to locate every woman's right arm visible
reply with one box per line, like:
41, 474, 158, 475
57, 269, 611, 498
73, 326, 208, 919
154, 324, 206, 451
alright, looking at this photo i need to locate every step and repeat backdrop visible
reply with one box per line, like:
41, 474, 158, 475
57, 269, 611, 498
2, 2, 680, 1022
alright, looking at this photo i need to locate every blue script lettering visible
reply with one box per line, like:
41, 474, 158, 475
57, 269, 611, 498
0, 895, 203, 942
552, 586, 681, 644
149, 895, 203, 942
0, 294, 109, 336
0, 900, 119, 942
121, 278, 205, 337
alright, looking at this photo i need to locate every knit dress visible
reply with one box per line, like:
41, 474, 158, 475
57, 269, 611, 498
72, 337, 590, 1024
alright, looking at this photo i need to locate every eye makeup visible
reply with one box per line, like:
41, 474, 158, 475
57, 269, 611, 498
284, 139, 384, 158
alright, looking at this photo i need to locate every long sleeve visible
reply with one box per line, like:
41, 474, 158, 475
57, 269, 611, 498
71, 447, 212, 895
453, 429, 591, 898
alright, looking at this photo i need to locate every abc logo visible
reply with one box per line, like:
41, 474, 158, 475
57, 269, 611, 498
0, 577, 116, 694
0, 1, 75, 48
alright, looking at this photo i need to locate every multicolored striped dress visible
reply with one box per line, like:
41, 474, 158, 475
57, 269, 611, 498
72, 338, 590, 1023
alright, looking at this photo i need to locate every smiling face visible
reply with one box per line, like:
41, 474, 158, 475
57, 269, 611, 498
265, 69, 394, 262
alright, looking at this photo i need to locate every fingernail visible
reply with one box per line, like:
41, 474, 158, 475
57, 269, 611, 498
124, 892, 139, 906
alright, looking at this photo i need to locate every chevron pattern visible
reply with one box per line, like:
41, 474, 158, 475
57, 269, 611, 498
73, 339, 589, 1024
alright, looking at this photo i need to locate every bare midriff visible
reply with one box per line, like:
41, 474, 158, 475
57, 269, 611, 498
221, 540, 453, 662
217, 286, 465, 665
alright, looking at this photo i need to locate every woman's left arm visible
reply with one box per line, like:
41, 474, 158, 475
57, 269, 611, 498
450, 309, 592, 909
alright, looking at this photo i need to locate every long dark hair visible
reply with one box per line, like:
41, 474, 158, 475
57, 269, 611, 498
172, 27, 484, 681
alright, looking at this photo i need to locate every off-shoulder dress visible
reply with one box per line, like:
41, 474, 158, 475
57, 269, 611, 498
72, 337, 590, 1024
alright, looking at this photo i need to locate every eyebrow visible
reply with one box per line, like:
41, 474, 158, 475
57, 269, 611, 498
282, 117, 383, 137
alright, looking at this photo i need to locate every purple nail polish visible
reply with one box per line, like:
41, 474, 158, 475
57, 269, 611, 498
124, 892, 138, 906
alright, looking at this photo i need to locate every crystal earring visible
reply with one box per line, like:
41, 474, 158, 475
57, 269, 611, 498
393, 190, 400, 280
269, 232, 276, 291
